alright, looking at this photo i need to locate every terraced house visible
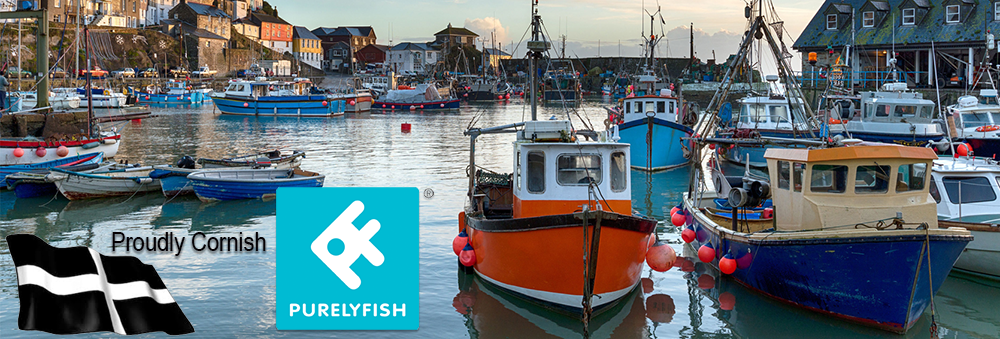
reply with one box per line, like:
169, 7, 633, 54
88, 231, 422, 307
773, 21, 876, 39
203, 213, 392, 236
795, 0, 1000, 89
293, 26, 322, 70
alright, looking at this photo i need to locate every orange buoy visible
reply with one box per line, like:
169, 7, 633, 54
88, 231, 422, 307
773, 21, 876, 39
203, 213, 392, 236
452, 231, 468, 255
670, 206, 680, 217
956, 143, 971, 157
975, 125, 1000, 132
645, 294, 676, 323
719, 254, 737, 275
56, 146, 69, 157
719, 292, 736, 311
681, 228, 696, 243
671, 211, 686, 226
646, 241, 677, 272
459, 244, 476, 267
35, 147, 47, 157
12, 147, 24, 157
698, 244, 716, 263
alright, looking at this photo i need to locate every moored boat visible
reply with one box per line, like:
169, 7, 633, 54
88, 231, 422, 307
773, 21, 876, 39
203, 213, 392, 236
930, 155, 1000, 279
0, 152, 104, 182
681, 143, 972, 333
188, 168, 324, 201
47, 166, 160, 200
196, 150, 305, 168
826, 82, 945, 147
151, 154, 303, 197
137, 80, 205, 104
947, 90, 1000, 159
211, 79, 346, 117
16, 90, 81, 110
373, 83, 460, 111
5, 161, 129, 199
0, 133, 120, 166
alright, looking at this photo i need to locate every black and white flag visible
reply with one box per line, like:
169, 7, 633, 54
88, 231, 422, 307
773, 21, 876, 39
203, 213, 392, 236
6, 234, 194, 335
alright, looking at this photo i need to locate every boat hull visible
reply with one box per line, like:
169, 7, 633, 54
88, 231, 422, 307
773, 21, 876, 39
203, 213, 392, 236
211, 96, 345, 117
961, 138, 1000, 159
137, 92, 205, 104
465, 211, 655, 313
683, 198, 971, 333
617, 117, 692, 171
372, 99, 461, 110
939, 220, 1000, 278
0, 136, 120, 166
189, 171, 324, 201
50, 169, 160, 200
10, 180, 57, 198
835, 130, 943, 147
0, 152, 103, 181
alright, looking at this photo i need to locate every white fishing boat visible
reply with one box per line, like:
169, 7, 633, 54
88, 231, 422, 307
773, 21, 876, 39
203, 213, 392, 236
47, 166, 160, 200
16, 90, 81, 110
75, 87, 130, 108
931, 155, 1000, 279
947, 90, 1000, 159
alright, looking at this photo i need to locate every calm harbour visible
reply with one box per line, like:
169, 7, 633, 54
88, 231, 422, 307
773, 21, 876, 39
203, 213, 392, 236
1, 99, 999, 338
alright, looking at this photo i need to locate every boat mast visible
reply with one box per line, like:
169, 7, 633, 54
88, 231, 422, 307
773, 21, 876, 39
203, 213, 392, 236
85, 26, 93, 137
527, 0, 548, 121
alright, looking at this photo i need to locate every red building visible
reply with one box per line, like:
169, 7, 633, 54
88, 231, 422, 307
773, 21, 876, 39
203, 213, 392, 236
250, 13, 293, 54
355, 44, 389, 64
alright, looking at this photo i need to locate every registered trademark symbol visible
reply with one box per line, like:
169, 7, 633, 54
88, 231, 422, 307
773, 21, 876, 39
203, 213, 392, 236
423, 188, 434, 198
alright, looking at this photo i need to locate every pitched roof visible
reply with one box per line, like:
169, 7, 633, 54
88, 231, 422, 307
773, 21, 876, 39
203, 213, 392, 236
250, 12, 290, 25
328, 41, 351, 50
178, 22, 227, 40
312, 27, 338, 36
360, 44, 390, 52
484, 48, 510, 57
870, 1, 890, 11
390, 42, 437, 51
831, 3, 852, 14
434, 25, 478, 37
293, 26, 320, 40
233, 17, 256, 25
186, 2, 230, 18
794, 0, 998, 50
331, 26, 375, 37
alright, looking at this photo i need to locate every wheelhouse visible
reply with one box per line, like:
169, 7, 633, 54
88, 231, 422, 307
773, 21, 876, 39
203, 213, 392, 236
737, 96, 808, 128
620, 95, 679, 124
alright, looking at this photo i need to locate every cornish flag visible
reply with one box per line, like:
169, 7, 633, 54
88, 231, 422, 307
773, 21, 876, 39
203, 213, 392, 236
6, 234, 194, 335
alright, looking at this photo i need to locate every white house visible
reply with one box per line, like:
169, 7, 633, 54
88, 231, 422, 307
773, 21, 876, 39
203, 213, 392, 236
146, 0, 179, 26
388, 43, 439, 75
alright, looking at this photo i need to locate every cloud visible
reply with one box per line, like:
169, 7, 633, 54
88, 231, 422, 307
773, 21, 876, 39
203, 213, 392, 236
464, 17, 509, 48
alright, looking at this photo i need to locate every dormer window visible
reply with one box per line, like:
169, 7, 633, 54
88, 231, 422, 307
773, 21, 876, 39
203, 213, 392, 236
863, 11, 875, 27
827, 14, 837, 29
947, 5, 961, 23
902, 8, 916, 25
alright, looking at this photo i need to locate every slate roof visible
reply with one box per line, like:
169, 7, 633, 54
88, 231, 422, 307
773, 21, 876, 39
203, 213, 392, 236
186, 2, 230, 18
435, 26, 478, 36
793, 0, 995, 50
360, 44, 390, 52
870, 1, 890, 11
390, 42, 437, 51
250, 12, 290, 25
331, 26, 375, 37
484, 48, 511, 57
293, 26, 320, 40
329, 41, 351, 50
178, 23, 227, 40
312, 27, 338, 36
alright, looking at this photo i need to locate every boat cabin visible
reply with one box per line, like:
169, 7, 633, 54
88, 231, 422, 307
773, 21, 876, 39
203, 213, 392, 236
950, 94, 1000, 137
471, 120, 632, 219
737, 96, 809, 130
930, 157, 1000, 222
859, 91, 935, 124
620, 94, 679, 124
764, 144, 938, 231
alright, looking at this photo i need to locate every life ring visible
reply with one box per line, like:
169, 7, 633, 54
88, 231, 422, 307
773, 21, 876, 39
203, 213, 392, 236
103, 89, 110, 96
975, 125, 1000, 132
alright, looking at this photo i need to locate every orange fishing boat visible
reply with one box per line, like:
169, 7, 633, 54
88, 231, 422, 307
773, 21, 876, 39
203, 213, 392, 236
454, 1, 659, 316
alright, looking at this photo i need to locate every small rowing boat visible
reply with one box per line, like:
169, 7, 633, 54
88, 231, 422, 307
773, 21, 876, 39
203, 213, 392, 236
151, 155, 303, 197
196, 150, 304, 168
0, 152, 104, 182
188, 168, 324, 201
48, 166, 160, 200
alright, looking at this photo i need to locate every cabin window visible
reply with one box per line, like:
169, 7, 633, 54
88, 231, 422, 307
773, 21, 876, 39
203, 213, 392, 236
893, 105, 917, 118
996, 2, 1000, 21
527, 152, 545, 193
515, 151, 521, 191
930, 177, 942, 203
875, 104, 890, 117
810, 165, 848, 193
793, 162, 805, 192
669, 101, 675, 114
557, 154, 602, 186
946, 5, 960, 23
777, 161, 790, 189
646, 102, 655, 113
919, 106, 933, 119
902, 8, 915, 25
741, 104, 766, 123
959, 112, 998, 128
826, 14, 837, 30
862, 11, 875, 28
896, 163, 927, 192
942, 177, 997, 204
855, 165, 891, 194
625, 101, 631, 113
610, 152, 627, 192
769, 105, 789, 123
634, 102, 644, 114
657, 101, 665, 113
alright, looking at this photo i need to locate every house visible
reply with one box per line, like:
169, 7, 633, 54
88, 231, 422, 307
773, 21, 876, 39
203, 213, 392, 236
166, 2, 231, 72
147, 0, 180, 26
233, 17, 259, 41
312, 26, 377, 71
483, 47, 511, 70
122, 0, 147, 28
793, 0, 1000, 88
213, 0, 250, 20
356, 44, 389, 65
433, 23, 478, 48
325, 41, 352, 71
293, 26, 323, 70
250, 12, 293, 55
388, 42, 440, 74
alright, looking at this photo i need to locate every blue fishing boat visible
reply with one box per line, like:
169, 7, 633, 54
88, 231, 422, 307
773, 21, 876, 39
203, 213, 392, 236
188, 168, 324, 201
151, 152, 304, 197
137, 80, 206, 104
4, 162, 104, 198
610, 93, 693, 170
681, 144, 971, 333
211, 79, 346, 117
0, 152, 104, 181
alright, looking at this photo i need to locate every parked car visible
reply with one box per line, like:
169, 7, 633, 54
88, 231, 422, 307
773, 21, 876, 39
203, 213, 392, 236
192, 66, 217, 78
6, 67, 33, 78
112, 68, 136, 78
78, 66, 108, 78
49, 67, 67, 78
139, 68, 158, 78
168, 67, 190, 78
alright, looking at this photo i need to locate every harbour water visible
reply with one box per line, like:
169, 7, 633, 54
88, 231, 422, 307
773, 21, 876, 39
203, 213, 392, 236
1, 99, 999, 338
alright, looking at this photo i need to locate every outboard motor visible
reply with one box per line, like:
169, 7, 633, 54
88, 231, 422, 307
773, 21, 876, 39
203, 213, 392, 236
176, 156, 196, 169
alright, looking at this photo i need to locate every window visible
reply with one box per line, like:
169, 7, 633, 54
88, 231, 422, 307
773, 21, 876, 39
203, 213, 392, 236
947, 5, 960, 23
862, 11, 874, 27
515, 151, 521, 191
875, 104, 890, 118
625, 101, 631, 113
55, 0, 60, 8
856, 165, 891, 194
527, 152, 545, 193
996, 2, 1000, 21
741, 104, 767, 123
634, 101, 643, 114
811, 165, 848, 193
930, 177, 942, 203
896, 163, 926, 192
610, 152, 627, 192
902, 8, 915, 25
769, 105, 789, 123
777, 161, 790, 189
557, 154, 602, 186
656, 101, 665, 113
793, 162, 805, 192
943, 177, 997, 203
206, 41, 210, 47
826, 14, 837, 30
893, 105, 917, 118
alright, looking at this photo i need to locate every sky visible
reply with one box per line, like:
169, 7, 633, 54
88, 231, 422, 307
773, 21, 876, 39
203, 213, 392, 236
277, 0, 822, 63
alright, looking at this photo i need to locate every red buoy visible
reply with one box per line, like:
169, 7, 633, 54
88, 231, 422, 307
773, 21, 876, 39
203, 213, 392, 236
35, 147, 47, 158
719, 292, 736, 311
671, 211, 686, 226
452, 231, 469, 255
56, 146, 69, 157
719, 254, 737, 274
459, 244, 476, 267
322, 101, 328, 106
243, 102, 249, 107
401, 123, 412, 133
697, 274, 715, 290
12, 147, 24, 157
670, 206, 680, 217
698, 243, 716, 263
348, 100, 356, 106
709, 144, 716, 150
646, 241, 677, 272
956, 143, 971, 157
681, 228, 696, 243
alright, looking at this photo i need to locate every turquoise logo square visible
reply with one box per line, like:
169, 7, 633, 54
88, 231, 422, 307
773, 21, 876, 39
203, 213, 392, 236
276, 187, 419, 330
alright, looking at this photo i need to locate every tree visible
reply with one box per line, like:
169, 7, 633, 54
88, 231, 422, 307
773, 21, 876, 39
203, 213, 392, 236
262, 1, 277, 17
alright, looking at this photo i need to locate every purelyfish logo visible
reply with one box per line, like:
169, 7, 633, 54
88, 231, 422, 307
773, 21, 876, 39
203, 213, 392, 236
276, 187, 418, 330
